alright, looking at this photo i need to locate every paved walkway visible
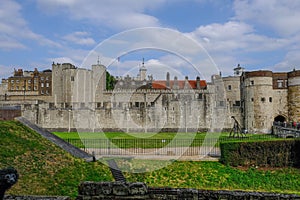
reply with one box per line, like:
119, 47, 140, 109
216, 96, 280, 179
85, 148, 220, 161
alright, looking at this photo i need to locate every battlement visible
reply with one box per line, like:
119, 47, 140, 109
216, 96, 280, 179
243, 70, 273, 78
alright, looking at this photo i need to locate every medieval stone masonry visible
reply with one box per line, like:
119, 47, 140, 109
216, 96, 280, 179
1, 62, 299, 133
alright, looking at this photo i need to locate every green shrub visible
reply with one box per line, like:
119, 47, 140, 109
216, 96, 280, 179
220, 139, 300, 168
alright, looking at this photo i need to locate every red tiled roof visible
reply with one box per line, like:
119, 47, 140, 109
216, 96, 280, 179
152, 80, 207, 89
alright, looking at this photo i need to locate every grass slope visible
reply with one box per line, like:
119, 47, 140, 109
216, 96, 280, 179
0, 120, 112, 197
125, 161, 300, 195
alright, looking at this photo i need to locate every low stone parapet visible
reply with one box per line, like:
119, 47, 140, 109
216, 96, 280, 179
4, 196, 70, 200
76, 181, 300, 200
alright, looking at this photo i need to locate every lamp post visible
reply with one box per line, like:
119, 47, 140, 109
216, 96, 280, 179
185, 101, 187, 133
68, 109, 71, 132
144, 92, 147, 133
23, 80, 26, 101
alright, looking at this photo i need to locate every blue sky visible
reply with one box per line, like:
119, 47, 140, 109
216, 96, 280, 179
1, 0, 300, 80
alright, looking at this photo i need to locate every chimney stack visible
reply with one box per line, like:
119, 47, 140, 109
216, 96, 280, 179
196, 76, 201, 89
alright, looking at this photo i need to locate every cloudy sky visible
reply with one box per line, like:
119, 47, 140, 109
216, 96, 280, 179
1, 0, 300, 80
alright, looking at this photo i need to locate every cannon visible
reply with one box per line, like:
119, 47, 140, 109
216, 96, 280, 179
229, 116, 247, 138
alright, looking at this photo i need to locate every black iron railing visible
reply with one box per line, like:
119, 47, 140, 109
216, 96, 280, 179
66, 134, 277, 157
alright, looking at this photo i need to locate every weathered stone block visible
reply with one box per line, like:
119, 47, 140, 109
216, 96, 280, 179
112, 182, 129, 196
129, 182, 148, 195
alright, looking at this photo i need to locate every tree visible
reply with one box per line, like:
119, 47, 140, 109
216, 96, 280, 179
106, 71, 116, 90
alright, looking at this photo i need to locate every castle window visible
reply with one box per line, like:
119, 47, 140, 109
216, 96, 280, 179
277, 80, 283, 88
251, 98, 254, 102
219, 101, 225, 107
41, 83, 44, 88
41, 77, 44, 81
228, 85, 232, 91
261, 97, 265, 102
28, 80, 31, 84
251, 80, 254, 85
34, 86, 38, 90
71, 76, 74, 81
49, 103, 54, 109
269, 97, 272, 102
16, 86, 19, 90
46, 76, 49, 81
11, 80, 14, 83
234, 101, 241, 106
46, 83, 49, 87
198, 93, 203, 100
16, 80, 19, 83
172, 116, 175, 124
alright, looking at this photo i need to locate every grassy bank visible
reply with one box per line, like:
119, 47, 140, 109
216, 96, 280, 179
0, 120, 112, 198
124, 161, 300, 195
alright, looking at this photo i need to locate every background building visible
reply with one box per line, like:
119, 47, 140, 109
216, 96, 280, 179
1, 62, 300, 133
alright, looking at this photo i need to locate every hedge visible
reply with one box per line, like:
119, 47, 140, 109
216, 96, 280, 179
220, 139, 300, 168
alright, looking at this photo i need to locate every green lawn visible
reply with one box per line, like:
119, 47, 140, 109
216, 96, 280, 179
54, 131, 279, 149
53, 131, 210, 140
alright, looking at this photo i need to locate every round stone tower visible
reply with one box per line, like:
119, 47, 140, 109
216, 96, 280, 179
241, 71, 274, 133
287, 70, 300, 122
92, 63, 107, 102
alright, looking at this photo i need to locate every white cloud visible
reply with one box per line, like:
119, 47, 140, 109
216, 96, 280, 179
36, 0, 163, 29
273, 50, 300, 72
0, 0, 60, 50
185, 20, 297, 75
0, 36, 26, 50
189, 21, 289, 53
0, 65, 14, 79
233, 0, 300, 37
63, 32, 96, 46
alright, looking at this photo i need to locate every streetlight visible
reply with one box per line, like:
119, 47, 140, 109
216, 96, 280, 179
68, 109, 71, 132
185, 101, 187, 133
23, 80, 26, 101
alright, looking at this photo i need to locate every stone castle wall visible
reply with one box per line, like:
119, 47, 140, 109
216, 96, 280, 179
23, 89, 222, 132
242, 73, 274, 133
288, 71, 300, 122
4, 62, 300, 133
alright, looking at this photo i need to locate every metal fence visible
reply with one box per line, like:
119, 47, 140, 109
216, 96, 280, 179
273, 125, 300, 138
66, 134, 276, 158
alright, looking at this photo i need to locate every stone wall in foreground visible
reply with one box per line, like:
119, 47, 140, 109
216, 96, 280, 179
76, 181, 300, 200
4, 196, 70, 200
4, 181, 300, 200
